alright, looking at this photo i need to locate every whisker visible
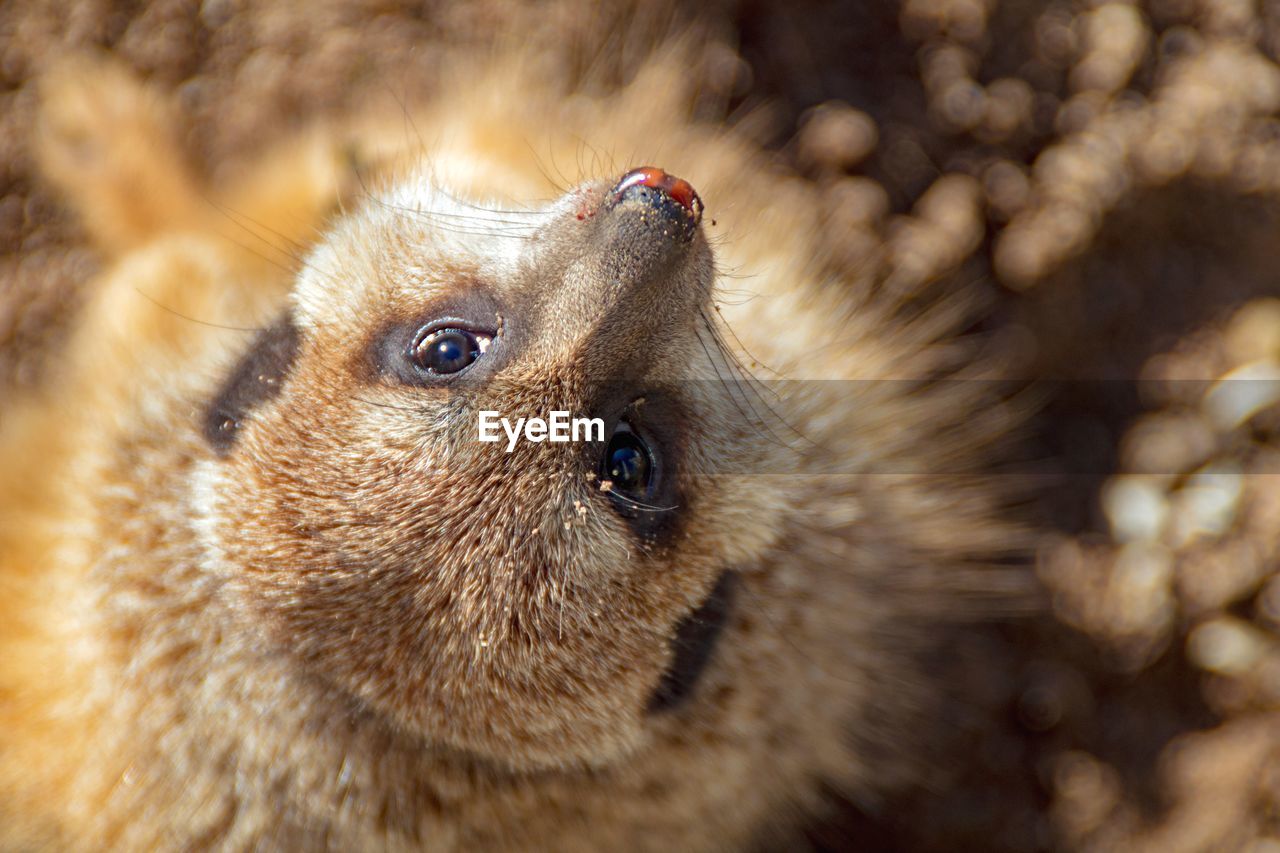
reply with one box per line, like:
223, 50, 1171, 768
696, 308, 810, 450
206, 197, 310, 256
351, 396, 427, 414
545, 133, 576, 193
132, 289, 264, 332
708, 302, 781, 378
599, 488, 679, 513
201, 207, 311, 275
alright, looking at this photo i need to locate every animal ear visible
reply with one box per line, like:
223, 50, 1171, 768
646, 571, 737, 713
35, 53, 203, 255
203, 313, 301, 454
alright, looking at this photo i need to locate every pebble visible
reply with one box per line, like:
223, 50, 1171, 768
1167, 464, 1243, 547
1102, 475, 1169, 542
1224, 300, 1280, 366
1109, 542, 1174, 637
1120, 412, 1217, 476
1204, 360, 1280, 430
1188, 617, 1266, 675
795, 101, 878, 172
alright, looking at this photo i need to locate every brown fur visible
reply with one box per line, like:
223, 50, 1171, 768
0, 50, 1023, 850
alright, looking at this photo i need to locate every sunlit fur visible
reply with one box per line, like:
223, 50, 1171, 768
0, 49, 1023, 849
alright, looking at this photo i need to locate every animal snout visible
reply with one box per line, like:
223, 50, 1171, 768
610, 166, 703, 227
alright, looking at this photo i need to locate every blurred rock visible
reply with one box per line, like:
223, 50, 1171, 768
795, 100, 878, 173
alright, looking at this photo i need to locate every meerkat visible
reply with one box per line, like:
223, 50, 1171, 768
0, 50, 1021, 850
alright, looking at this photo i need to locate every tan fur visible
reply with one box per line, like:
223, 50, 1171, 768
0, 51, 1022, 850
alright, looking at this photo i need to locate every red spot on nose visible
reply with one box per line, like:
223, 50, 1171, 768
614, 166, 702, 217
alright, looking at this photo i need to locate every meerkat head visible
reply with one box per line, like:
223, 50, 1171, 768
197, 166, 787, 770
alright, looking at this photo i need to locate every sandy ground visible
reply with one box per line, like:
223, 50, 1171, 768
5, 0, 1280, 849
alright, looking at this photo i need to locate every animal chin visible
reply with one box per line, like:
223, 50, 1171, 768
646, 570, 736, 713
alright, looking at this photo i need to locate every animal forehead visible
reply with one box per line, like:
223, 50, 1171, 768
292, 181, 548, 325
382, 177, 550, 244
369, 179, 549, 280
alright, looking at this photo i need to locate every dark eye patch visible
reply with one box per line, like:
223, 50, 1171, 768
203, 312, 300, 454
647, 570, 736, 713
590, 388, 688, 547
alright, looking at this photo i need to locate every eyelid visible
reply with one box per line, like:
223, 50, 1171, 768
410, 318, 498, 348
409, 327, 494, 357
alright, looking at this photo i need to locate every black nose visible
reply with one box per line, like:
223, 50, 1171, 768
611, 166, 703, 227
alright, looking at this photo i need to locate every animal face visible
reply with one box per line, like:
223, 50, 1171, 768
196, 167, 787, 769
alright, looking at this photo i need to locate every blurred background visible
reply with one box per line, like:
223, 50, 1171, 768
5, 0, 1280, 849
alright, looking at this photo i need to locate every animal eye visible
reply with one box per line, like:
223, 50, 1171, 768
409, 326, 493, 376
601, 422, 654, 500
